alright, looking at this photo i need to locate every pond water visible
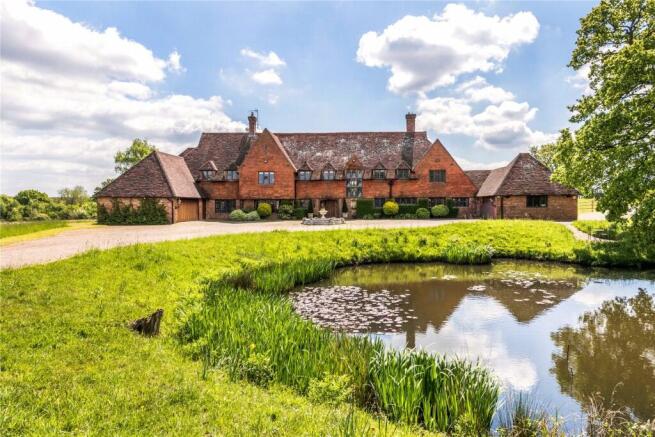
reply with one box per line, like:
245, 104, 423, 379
291, 260, 655, 430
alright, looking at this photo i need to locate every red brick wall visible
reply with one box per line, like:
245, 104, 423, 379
363, 180, 392, 198
296, 180, 345, 199
199, 181, 239, 199
498, 195, 577, 220
97, 197, 174, 223
239, 130, 296, 199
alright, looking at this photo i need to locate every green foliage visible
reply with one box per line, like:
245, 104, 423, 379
544, 0, 655, 251
445, 199, 459, 218
114, 138, 156, 174
369, 349, 499, 433
257, 202, 272, 218
293, 207, 307, 219
417, 198, 429, 209
431, 204, 449, 218
382, 201, 399, 216
0, 221, 68, 239
355, 199, 376, 217
58, 186, 89, 205
97, 198, 167, 225
416, 208, 430, 219
245, 211, 260, 221
308, 373, 353, 405
398, 204, 418, 215
93, 178, 114, 197
229, 209, 247, 221
240, 352, 274, 387
1, 189, 96, 222
277, 204, 294, 220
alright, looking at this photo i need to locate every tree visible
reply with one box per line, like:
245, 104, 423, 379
93, 178, 114, 197
58, 186, 88, 205
114, 139, 156, 174
14, 189, 49, 205
529, 142, 557, 171
545, 0, 655, 248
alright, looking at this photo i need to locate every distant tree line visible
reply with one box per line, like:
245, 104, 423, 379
0, 187, 96, 221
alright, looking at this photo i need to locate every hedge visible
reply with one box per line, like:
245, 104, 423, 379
97, 198, 168, 225
355, 199, 376, 217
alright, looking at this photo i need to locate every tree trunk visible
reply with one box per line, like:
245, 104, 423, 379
129, 309, 163, 336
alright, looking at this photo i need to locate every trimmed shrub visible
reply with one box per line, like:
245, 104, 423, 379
416, 208, 430, 219
293, 207, 307, 219
431, 204, 449, 218
229, 209, 247, 221
355, 199, 376, 218
278, 204, 294, 220
382, 201, 399, 216
446, 199, 459, 218
398, 204, 418, 215
245, 211, 260, 221
98, 198, 168, 225
417, 198, 429, 209
257, 202, 272, 218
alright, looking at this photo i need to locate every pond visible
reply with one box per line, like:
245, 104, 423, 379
291, 260, 655, 430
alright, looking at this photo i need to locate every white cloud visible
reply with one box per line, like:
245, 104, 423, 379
166, 50, 185, 73
454, 156, 508, 170
566, 64, 591, 94
251, 68, 283, 86
457, 76, 515, 104
356, 4, 539, 94
240, 48, 286, 67
1, 0, 244, 195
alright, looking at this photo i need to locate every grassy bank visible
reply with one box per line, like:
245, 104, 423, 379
1, 221, 653, 435
0, 219, 98, 246
572, 219, 624, 240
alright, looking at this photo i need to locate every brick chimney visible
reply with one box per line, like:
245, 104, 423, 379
405, 112, 416, 134
248, 112, 257, 136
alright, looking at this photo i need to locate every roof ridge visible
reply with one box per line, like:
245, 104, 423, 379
153, 151, 177, 198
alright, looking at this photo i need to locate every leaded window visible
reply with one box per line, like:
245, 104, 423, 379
298, 170, 312, 180
215, 199, 236, 213
372, 169, 386, 179
322, 169, 336, 180
258, 171, 275, 185
396, 168, 410, 179
225, 170, 239, 181
526, 195, 547, 208
345, 170, 363, 198
429, 169, 446, 183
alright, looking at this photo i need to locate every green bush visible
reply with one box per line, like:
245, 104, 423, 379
241, 352, 274, 387
417, 198, 429, 209
278, 204, 295, 220
382, 201, 399, 216
1, 189, 97, 222
416, 208, 430, 219
293, 207, 307, 219
355, 199, 375, 218
97, 198, 168, 225
229, 209, 247, 221
245, 211, 260, 221
431, 204, 449, 218
446, 199, 459, 218
308, 373, 353, 405
257, 202, 272, 218
398, 204, 418, 215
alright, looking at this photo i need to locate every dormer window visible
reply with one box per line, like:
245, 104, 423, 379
298, 170, 312, 180
322, 169, 336, 180
372, 169, 386, 180
225, 170, 239, 181
396, 168, 410, 179
201, 170, 216, 180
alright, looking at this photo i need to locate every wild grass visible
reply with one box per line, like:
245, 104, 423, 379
369, 350, 499, 434
1, 220, 653, 435
0, 220, 67, 238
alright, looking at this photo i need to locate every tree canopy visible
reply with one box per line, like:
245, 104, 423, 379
114, 139, 156, 174
540, 0, 654, 248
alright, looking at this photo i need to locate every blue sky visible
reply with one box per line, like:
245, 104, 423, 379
1, 1, 595, 195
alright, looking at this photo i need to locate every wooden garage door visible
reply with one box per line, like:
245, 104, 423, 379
177, 199, 199, 222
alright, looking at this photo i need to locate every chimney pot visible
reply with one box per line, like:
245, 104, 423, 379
248, 112, 257, 135
405, 112, 416, 134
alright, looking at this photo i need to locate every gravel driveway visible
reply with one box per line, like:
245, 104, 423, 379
1, 219, 467, 269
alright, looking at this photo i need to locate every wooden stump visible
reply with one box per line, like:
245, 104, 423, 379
129, 309, 163, 336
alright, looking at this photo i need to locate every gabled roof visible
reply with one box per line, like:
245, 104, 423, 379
97, 151, 200, 199
182, 133, 254, 180
475, 153, 578, 197
465, 170, 492, 190
199, 160, 218, 171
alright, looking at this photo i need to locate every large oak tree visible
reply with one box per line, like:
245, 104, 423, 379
545, 0, 654, 248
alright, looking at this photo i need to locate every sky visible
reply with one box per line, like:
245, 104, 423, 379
0, 0, 595, 196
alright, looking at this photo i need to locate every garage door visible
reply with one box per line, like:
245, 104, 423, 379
177, 199, 199, 222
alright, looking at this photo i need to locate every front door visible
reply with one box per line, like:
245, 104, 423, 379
320, 199, 339, 217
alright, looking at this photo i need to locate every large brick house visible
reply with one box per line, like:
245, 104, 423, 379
96, 112, 577, 223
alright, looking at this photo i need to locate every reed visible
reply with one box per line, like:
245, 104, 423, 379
368, 349, 499, 434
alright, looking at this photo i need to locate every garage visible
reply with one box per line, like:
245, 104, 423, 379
177, 199, 199, 222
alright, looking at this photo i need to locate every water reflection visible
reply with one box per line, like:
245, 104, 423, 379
551, 290, 655, 420
290, 260, 655, 424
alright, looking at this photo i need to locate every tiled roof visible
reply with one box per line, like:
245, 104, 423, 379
96, 151, 200, 199
181, 131, 433, 180
476, 153, 578, 196
465, 170, 492, 190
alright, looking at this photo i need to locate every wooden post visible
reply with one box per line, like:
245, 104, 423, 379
129, 309, 163, 336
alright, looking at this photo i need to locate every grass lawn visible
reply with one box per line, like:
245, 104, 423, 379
1, 221, 652, 435
0, 220, 99, 246
572, 219, 624, 240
